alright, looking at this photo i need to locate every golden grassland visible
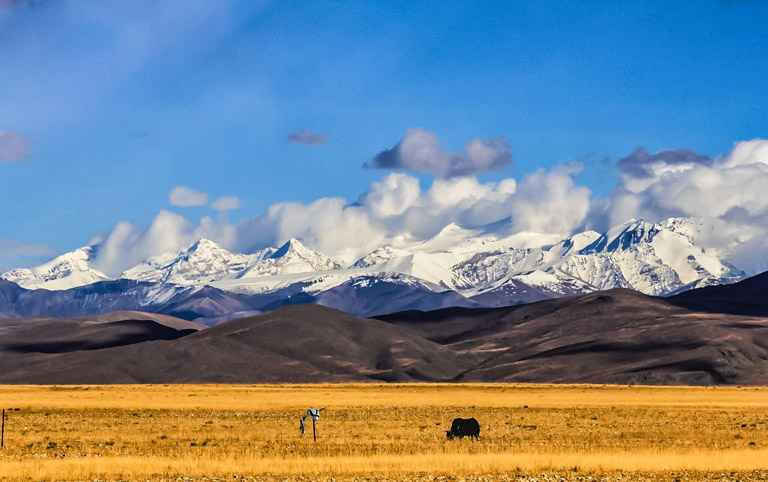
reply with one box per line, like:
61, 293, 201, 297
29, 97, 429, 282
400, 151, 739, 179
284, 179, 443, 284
1, 384, 768, 481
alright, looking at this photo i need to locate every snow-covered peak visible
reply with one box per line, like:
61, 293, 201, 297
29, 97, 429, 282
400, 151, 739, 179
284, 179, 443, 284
414, 223, 485, 253
122, 238, 259, 285
187, 238, 224, 254
1, 245, 110, 291
239, 238, 342, 278
658, 217, 700, 243
270, 238, 312, 259
547, 230, 601, 257
581, 219, 659, 254
369, 252, 461, 289
353, 246, 410, 268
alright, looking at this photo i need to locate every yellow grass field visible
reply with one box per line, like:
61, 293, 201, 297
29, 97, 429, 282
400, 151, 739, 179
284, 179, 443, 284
1, 384, 768, 481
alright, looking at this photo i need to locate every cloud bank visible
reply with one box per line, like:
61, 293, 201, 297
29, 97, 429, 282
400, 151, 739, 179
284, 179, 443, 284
365, 128, 512, 178
47, 137, 768, 280
90, 165, 591, 276
617, 147, 713, 193
591, 139, 768, 273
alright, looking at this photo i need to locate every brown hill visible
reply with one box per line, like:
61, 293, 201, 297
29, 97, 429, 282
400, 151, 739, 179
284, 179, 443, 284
376, 289, 768, 385
0, 311, 204, 353
0, 305, 473, 384
3, 289, 768, 385
668, 271, 768, 317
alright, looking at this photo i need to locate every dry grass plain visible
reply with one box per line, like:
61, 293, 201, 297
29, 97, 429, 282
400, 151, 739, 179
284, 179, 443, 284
1, 384, 768, 481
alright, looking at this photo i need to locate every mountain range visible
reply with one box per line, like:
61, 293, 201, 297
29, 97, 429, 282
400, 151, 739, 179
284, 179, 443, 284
2, 275, 768, 385
0, 217, 746, 324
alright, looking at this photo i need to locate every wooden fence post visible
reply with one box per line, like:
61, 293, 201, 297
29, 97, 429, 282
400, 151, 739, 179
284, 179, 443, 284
2, 408, 5, 448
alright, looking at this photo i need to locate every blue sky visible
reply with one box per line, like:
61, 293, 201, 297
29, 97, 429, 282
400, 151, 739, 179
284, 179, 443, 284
1, 1, 767, 271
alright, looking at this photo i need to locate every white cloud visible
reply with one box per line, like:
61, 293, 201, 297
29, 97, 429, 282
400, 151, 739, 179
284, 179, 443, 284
605, 140, 768, 224
599, 139, 768, 274
169, 186, 208, 207
359, 173, 420, 218
25, 138, 768, 278
91, 210, 237, 276
365, 128, 512, 177
212, 196, 240, 211
88, 165, 589, 275
719, 139, 768, 168
510, 163, 591, 235
0, 131, 31, 162
617, 147, 712, 193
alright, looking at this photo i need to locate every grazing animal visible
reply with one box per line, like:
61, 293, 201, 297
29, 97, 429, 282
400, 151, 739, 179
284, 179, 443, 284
446, 417, 480, 439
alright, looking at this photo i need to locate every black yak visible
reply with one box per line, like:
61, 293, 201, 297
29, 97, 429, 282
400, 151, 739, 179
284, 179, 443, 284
446, 417, 480, 439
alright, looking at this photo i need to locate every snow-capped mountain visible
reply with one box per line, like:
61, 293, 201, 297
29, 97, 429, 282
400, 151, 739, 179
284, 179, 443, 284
118, 237, 344, 296
0, 245, 109, 291
353, 246, 411, 268
238, 238, 342, 278
563, 219, 741, 294
0, 216, 747, 320
122, 239, 272, 285
443, 218, 742, 298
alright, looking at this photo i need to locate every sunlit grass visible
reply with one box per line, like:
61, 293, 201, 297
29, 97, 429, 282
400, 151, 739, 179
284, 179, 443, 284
1, 384, 767, 481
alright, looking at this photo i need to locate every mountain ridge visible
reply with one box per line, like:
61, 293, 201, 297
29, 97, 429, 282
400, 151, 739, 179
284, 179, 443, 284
0, 216, 746, 320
